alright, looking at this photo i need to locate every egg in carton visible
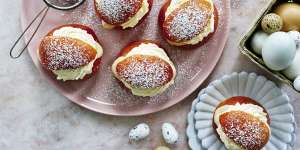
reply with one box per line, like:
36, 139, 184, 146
239, 0, 300, 92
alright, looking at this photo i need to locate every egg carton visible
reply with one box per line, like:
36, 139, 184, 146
239, 0, 298, 91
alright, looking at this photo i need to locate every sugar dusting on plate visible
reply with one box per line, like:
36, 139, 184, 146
57, 0, 224, 108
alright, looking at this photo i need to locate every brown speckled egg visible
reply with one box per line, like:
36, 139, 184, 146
261, 13, 283, 33
274, 2, 300, 32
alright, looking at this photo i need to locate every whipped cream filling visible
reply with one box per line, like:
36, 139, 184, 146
165, 0, 215, 46
51, 27, 103, 81
102, 0, 149, 29
214, 103, 270, 150
112, 43, 176, 97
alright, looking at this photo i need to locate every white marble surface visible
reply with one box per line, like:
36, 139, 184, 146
0, 0, 299, 150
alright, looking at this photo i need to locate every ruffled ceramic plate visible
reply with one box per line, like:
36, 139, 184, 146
187, 72, 297, 150
20, 0, 231, 116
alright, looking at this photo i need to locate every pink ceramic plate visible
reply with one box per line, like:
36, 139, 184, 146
21, 0, 231, 116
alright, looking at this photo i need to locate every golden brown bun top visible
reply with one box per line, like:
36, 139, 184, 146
219, 111, 270, 150
115, 55, 174, 88
95, 0, 143, 25
163, 0, 213, 42
39, 36, 97, 70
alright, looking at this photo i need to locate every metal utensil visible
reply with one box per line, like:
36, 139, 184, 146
9, 0, 86, 59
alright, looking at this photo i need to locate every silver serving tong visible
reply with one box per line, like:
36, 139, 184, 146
9, 0, 86, 59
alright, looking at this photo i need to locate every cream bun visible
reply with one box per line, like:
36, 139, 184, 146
213, 96, 271, 150
38, 24, 103, 81
112, 41, 176, 97
94, 0, 153, 29
159, 0, 218, 46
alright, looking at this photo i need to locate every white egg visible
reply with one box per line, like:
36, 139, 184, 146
250, 31, 269, 55
262, 32, 297, 71
293, 76, 300, 91
129, 123, 150, 141
162, 123, 178, 144
283, 48, 300, 80
288, 31, 300, 46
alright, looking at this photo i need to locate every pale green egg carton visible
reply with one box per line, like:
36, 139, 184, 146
239, 0, 297, 90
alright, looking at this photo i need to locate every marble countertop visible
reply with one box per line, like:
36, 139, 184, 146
0, 0, 299, 149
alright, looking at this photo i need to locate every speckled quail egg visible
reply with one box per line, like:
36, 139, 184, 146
162, 123, 178, 144
288, 31, 300, 46
129, 123, 150, 141
250, 31, 269, 55
293, 76, 300, 92
262, 32, 296, 71
261, 13, 283, 33
283, 49, 300, 80
154, 146, 170, 150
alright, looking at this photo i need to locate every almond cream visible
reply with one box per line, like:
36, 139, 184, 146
112, 43, 176, 96
50, 27, 103, 81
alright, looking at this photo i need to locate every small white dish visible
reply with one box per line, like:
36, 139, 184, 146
187, 72, 296, 150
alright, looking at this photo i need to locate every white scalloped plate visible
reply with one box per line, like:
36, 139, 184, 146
186, 72, 297, 150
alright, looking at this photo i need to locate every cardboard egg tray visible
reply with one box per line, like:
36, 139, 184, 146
239, 0, 299, 90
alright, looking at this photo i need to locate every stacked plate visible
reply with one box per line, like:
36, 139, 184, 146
186, 72, 297, 150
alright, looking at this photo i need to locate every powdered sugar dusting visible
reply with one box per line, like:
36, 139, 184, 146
95, 0, 142, 24
63, 0, 101, 28
42, 0, 228, 110
41, 37, 92, 70
166, 4, 210, 42
117, 55, 172, 88
221, 111, 269, 150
